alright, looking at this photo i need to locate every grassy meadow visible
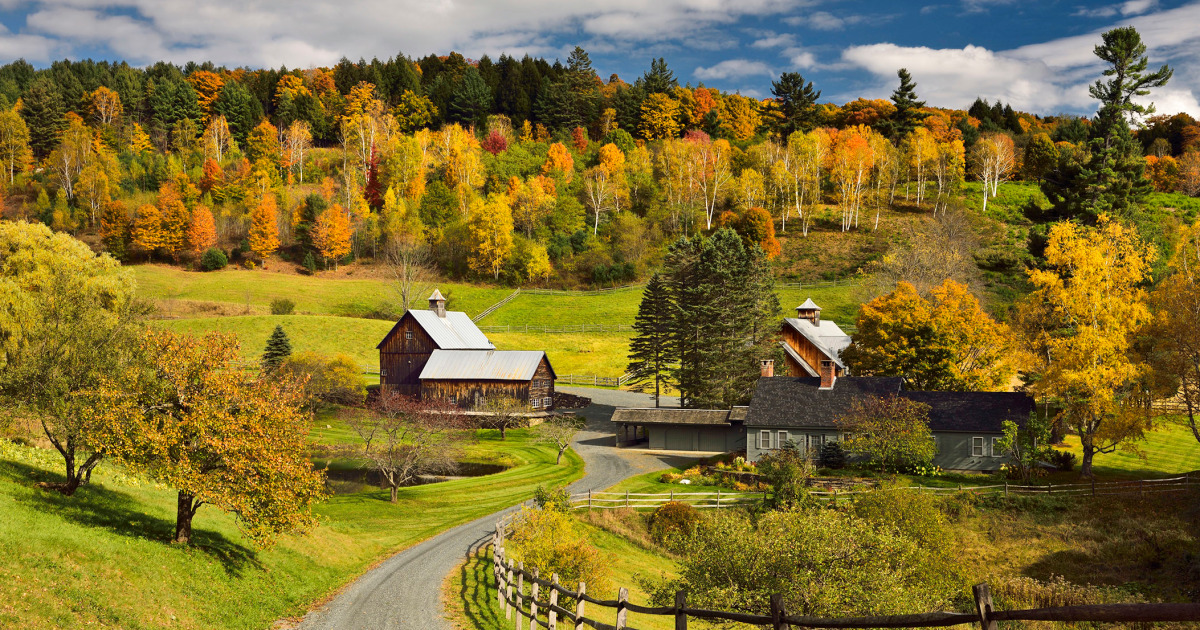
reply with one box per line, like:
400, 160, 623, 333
0, 427, 583, 630
1059, 417, 1200, 479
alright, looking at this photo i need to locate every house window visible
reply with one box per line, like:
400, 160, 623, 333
543, 397, 552, 408
530, 397, 539, 408
972, 437, 985, 457
778, 431, 788, 449
991, 437, 1003, 458
759, 430, 771, 450
405, 330, 414, 340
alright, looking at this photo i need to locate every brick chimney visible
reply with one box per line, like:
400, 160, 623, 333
796, 298, 821, 326
760, 359, 774, 378
428, 288, 447, 318
819, 360, 836, 390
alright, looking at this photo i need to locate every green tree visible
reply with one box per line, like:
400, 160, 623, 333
0, 222, 140, 495
20, 77, 65, 159
770, 72, 821, 138
639, 58, 678, 95
757, 440, 814, 509
448, 67, 493, 128
1022, 133, 1057, 183
878, 69, 929, 141
627, 273, 675, 407
261, 324, 293, 371
995, 414, 1052, 483
835, 395, 937, 473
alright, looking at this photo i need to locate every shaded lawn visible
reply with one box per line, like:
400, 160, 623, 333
1058, 416, 1200, 479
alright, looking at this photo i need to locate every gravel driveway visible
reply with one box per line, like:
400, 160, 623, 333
292, 387, 678, 630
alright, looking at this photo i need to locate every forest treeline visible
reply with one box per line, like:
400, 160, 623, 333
0, 43, 1196, 286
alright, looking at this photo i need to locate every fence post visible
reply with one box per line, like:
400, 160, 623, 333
588, 489, 593, 511
833, 489, 838, 505
615, 587, 629, 630
515, 562, 525, 629
1092, 478, 1096, 497
1003, 482, 1008, 498
625, 490, 630, 508
770, 593, 789, 630
530, 567, 539, 630
674, 590, 688, 630
549, 574, 559, 630
716, 488, 721, 509
496, 548, 506, 606
670, 489, 674, 502
1139, 479, 1144, 497
574, 582, 586, 630
972, 583, 998, 630
505, 559, 515, 619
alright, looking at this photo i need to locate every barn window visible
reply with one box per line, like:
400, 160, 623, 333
448, 396, 456, 405
991, 437, 1003, 458
972, 437, 985, 457
380, 368, 387, 377
530, 397, 539, 408
543, 397, 552, 408
405, 330, 414, 340
759, 430, 771, 450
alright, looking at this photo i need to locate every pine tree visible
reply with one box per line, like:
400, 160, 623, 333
261, 325, 293, 371
448, 67, 493, 128
770, 72, 821, 138
627, 273, 675, 407
20, 77, 65, 159
879, 68, 928, 141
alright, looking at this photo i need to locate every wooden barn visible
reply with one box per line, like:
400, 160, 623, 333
377, 290, 556, 410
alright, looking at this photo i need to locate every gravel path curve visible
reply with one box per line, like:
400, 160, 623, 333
293, 387, 681, 630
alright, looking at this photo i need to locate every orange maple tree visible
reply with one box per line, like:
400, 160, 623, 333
187, 205, 217, 254
311, 204, 352, 269
248, 194, 280, 266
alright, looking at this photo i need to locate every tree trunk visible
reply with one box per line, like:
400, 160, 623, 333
174, 491, 201, 544
390, 485, 399, 503
500, 424, 507, 439
1079, 436, 1096, 479
557, 446, 566, 465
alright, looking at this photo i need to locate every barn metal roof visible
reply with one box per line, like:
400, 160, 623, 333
419, 350, 550, 381
408, 310, 495, 350
797, 298, 821, 311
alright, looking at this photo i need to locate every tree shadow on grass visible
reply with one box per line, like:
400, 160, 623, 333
454, 534, 507, 630
0, 459, 263, 577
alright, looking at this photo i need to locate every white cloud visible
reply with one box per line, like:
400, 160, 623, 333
839, 1, 1200, 117
694, 58, 774, 80
752, 33, 796, 48
784, 47, 818, 69
1075, 0, 1158, 18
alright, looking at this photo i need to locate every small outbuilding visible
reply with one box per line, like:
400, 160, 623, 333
611, 407, 747, 453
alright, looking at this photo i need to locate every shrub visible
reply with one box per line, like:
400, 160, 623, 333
757, 440, 815, 509
270, 298, 295, 315
507, 507, 611, 595
534, 484, 571, 512
850, 486, 950, 549
198, 247, 228, 271
1049, 450, 1076, 472
275, 352, 367, 408
649, 501, 700, 549
659, 472, 682, 483
301, 251, 317, 274
819, 441, 846, 469
243, 259, 257, 270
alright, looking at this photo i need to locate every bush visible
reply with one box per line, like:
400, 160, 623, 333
649, 501, 700, 549
507, 507, 611, 595
659, 472, 682, 483
1049, 450, 1076, 472
275, 352, 367, 408
198, 247, 228, 271
534, 485, 571, 512
301, 251, 317, 275
819, 442, 846, 469
270, 298, 295, 315
243, 259, 256, 270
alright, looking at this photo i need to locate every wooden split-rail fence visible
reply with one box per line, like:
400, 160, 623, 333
490, 514, 1200, 629
568, 473, 1200, 511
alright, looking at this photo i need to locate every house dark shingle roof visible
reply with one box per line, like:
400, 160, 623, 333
745, 377, 1033, 434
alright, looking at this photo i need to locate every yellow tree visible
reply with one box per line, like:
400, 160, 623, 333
0, 106, 31, 183
47, 112, 92, 201
970, 133, 1016, 213
186, 70, 225, 118
583, 165, 616, 235
831, 125, 875, 231
510, 175, 556, 238
719, 94, 762, 141
733, 167, 765, 211
203, 115, 234, 163
312, 204, 352, 270
127, 121, 153, 154
283, 120, 312, 183
467, 193, 514, 279
87, 86, 123, 127
130, 203, 164, 255
249, 194, 281, 266
187, 205, 217, 254
542, 142, 574, 182
89, 329, 325, 545
1018, 218, 1155, 477
695, 136, 734, 230
1147, 220, 1200, 442
931, 138, 965, 214
656, 137, 699, 234
868, 131, 900, 230
929, 279, 1012, 390
156, 181, 190, 256
639, 93, 682, 140
76, 143, 120, 226
246, 119, 282, 170
598, 142, 628, 211
905, 127, 939, 207
392, 90, 438, 133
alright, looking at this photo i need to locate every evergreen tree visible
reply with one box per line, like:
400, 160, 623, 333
1042, 26, 1172, 224
212, 80, 265, 145
627, 273, 675, 407
879, 68, 928, 141
639, 58, 677, 95
448, 67, 493, 128
20, 77, 65, 159
261, 325, 293, 371
770, 72, 821, 138
565, 46, 597, 95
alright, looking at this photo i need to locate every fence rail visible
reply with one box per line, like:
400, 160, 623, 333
479, 323, 636, 334
567, 473, 1200, 511
555, 373, 636, 388
490, 516, 1200, 630
474, 289, 523, 323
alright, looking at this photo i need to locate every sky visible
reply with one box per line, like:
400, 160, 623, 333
0, 0, 1197, 118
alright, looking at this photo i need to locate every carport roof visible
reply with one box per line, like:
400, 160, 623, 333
611, 408, 734, 426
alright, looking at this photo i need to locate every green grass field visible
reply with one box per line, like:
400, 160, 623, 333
0, 427, 583, 629
1059, 417, 1200, 479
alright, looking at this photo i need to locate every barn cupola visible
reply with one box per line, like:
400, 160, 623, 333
796, 298, 821, 326
428, 288, 447, 318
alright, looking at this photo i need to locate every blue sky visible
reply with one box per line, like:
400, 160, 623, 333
0, 0, 1197, 117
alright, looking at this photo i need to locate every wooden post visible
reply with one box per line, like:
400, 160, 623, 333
972, 583, 998, 630
625, 490, 630, 508
770, 593, 789, 630
505, 560, 515, 619
716, 488, 721, 508
548, 574, 560, 630
588, 489, 593, 511
1003, 482, 1008, 498
670, 489, 674, 502
530, 567, 540, 630
574, 582, 586, 630
1139, 479, 1145, 497
833, 489, 838, 505
615, 587, 629, 630
515, 561, 525, 629
674, 590, 688, 630
496, 549, 506, 605
1092, 478, 1096, 496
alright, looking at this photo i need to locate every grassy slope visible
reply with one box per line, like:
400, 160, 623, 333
0, 428, 583, 630
1058, 417, 1200, 479
445, 519, 679, 630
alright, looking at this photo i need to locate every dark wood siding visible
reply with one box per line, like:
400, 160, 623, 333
421, 380, 532, 409
380, 313, 438, 397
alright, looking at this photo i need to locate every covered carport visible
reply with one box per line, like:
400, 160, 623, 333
611, 407, 747, 453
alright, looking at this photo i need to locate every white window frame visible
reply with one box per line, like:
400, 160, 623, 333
448, 395, 457, 405
543, 397, 552, 408
991, 437, 1003, 458
972, 437, 985, 457
777, 431, 787, 449
759, 430, 771, 450
530, 397, 539, 408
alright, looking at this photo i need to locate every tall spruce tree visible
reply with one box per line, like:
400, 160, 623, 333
627, 273, 675, 407
448, 67, 493, 128
261, 325, 293, 371
20, 77, 65, 159
770, 72, 821, 138
665, 229, 780, 409
879, 68, 928, 141
1043, 26, 1172, 225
